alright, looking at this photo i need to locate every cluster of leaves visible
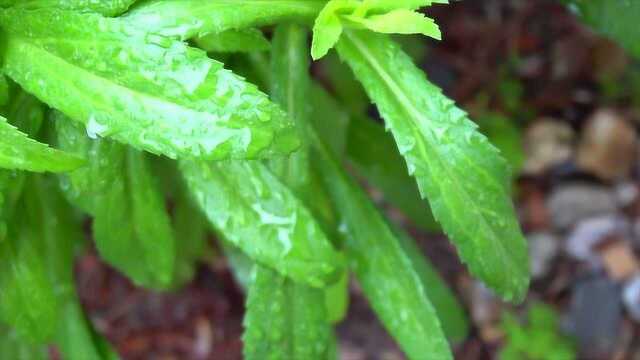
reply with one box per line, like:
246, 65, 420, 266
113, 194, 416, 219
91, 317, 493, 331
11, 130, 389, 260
499, 304, 576, 360
0, 0, 532, 359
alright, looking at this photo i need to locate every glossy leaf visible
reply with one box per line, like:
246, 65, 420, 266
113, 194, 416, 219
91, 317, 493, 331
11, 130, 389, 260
180, 159, 344, 287
2, 8, 298, 161
309, 129, 452, 360
243, 265, 333, 360
336, 30, 529, 301
124, 0, 326, 40
346, 116, 439, 231
0, 116, 84, 172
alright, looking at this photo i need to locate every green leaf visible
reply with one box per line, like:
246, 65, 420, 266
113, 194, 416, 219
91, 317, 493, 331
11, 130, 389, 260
309, 129, 452, 360
346, 116, 439, 231
195, 29, 271, 53
171, 182, 209, 287
56, 301, 118, 360
2, 8, 299, 161
0, 0, 137, 16
181, 159, 344, 288
93, 148, 176, 289
344, 9, 441, 39
311, 0, 443, 59
0, 326, 48, 360
243, 265, 333, 360
392, 225, 469, 342
564, 0, 640, 58
124, 0, 326, 40
55, 115, 176, 289
325, 270, 349, 324
0, 116, 84, 172
309, 84, 350, 157
0, 174, 84, 343
311, 8, 345, 60
336, 30, 529, 301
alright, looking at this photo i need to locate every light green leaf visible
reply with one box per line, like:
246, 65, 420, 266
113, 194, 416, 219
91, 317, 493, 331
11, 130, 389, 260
311, 10, 344, 60
195, 29, 271, 53
2, 8, 298, 161
361, 0, 448, 14
564, 0, 640, 58
0, 0, 136, 16
325, 270, 349, 324
311, 0, 443, 59
124, 0, 326, 40
346, 116, 439, 231
344, 9, 441, 39
243, 265, 333, 360
0, 116, 84, 173
336, 30, 529, 301
181, 160, 344, 288
309, 129, 452, 360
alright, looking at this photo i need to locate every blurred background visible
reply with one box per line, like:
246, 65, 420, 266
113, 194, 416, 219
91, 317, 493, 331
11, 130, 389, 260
71, 0, 640, 359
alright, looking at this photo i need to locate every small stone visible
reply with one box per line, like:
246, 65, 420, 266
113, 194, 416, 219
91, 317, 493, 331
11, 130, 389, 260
615, 182, 639, 208
597, 238, 639, 281
623, 275, 640, 322
547, 182, 618, 231
565, 215, 629, 266
528, 232, 559, 279
577, 109, 637, 182
523, 118, 575, 176
565, 274, 622, 358
470, 281, 502, 342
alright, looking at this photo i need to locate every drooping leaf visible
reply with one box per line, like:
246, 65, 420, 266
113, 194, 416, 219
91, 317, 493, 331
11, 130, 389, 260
0, 116, 84, 172
243, 265, 332, 360
56, 301, 119, 360
0, 0, 137, 16
124, 0, 326, 40
564, 0, 640, 58
336, 30, 529, 301
2, 8, 298, 161
346, 116, 439, 231
180, 159, 344, 288
309, 129, 452, 360
55, 116, 176, 289
195, 29, 271, 53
